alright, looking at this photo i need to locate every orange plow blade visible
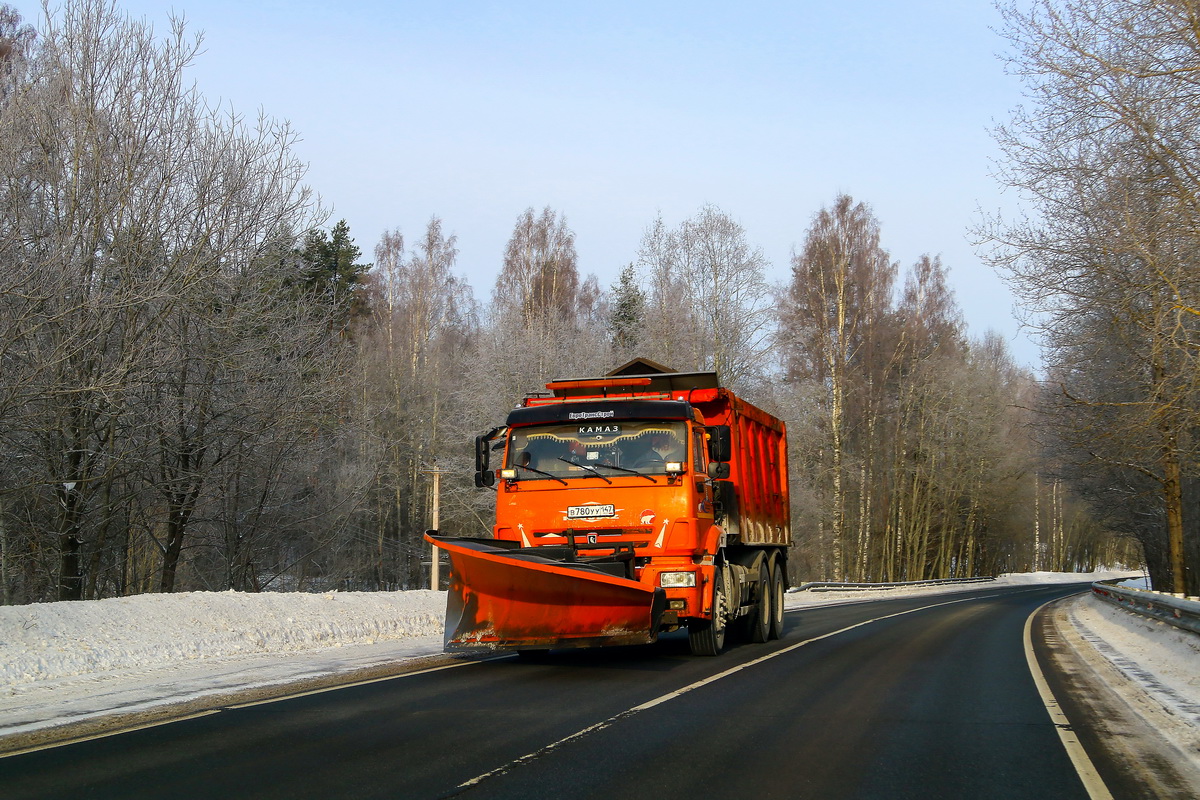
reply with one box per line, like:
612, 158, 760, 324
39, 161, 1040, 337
426, 534, 666, 652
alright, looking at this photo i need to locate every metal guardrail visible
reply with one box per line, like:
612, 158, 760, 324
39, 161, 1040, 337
1091, 580, 1200, 636
793, 576, 996, 593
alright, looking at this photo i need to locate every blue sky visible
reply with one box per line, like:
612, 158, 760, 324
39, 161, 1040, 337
13, 1, 1037, 368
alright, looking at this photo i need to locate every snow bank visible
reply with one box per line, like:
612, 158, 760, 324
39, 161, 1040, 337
0, 590, 446, 687
996, 570, 1138, 584
1070, 593, 1200, 710
784, 569, 1135, 609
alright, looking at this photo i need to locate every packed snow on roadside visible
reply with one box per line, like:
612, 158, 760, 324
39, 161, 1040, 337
0, 570, 1195, 742
2, 589, 447, 688
0, 590, 449, 739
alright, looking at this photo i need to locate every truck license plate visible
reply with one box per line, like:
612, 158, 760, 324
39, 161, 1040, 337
567, 504, 616, 519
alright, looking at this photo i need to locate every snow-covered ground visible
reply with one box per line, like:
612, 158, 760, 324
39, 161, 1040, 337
1, 571, 1195, 756
1063, 591, 1200, 772
0, 590, 450, 745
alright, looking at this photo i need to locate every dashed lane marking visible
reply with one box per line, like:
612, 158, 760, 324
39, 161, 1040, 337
446, 591, 1027, 796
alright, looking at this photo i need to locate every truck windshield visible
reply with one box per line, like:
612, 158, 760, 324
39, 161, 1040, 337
506, 420, 688, 479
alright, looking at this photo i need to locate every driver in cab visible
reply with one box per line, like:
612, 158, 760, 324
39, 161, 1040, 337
635, 431, 684, 469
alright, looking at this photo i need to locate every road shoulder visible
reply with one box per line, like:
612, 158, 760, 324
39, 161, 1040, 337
1042, 594, 1200, 799
0, 649, 464, 757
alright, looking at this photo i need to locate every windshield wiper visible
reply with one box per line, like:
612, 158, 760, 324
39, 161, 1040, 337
512, 464, 567, 485
557, 457, 613, 484
588, 462, 658, 483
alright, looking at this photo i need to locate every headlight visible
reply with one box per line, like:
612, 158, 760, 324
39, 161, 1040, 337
665, 461, 684, 473
660, 571, 696, 588
500, 468, 517, 479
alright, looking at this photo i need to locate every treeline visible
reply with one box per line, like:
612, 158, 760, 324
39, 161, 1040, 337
983, 0, 1200, 594
0, 1, 1146, 604
776, 197, 1134, 581
0, 2, 365, 602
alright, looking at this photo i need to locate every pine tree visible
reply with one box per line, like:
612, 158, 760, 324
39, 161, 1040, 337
609, 263, 645, 355
299, 219, 371, 330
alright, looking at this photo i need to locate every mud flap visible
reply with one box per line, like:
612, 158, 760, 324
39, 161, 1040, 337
427, 534, 666, 652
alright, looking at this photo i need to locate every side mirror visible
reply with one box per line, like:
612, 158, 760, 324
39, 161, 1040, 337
474, 435, 496, 488
707, 425, 731, 463
707, 462, 730, 479
474, 435, 490, 472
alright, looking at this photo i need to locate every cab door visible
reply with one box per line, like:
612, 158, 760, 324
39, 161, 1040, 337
692, 427, 715, 519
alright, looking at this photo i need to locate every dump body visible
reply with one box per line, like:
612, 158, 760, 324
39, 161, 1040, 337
429, 365, 790, 655
686, 387, 790, 547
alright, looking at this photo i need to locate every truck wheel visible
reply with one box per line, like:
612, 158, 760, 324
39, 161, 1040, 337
768, 557, 785, 640
748, 562, 772, 643
688, 566, 728, 656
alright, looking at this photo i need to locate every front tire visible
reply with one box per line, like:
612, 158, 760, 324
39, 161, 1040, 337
688, 565, 728, 656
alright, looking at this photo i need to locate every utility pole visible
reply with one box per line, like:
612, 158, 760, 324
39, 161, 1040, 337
423, 467, 449, 590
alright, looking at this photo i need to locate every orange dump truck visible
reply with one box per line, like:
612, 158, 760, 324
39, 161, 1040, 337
427, 361, 790, 656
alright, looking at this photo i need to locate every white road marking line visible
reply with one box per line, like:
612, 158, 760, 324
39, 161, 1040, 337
1024, 599, 1114, 800
0, 710, 223, 758
0, 657, 493, 758
224, 657, 493, 709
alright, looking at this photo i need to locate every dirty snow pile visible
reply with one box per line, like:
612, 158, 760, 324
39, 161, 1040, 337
1066, 592, 1200, 749
1068, 595, 1200, 706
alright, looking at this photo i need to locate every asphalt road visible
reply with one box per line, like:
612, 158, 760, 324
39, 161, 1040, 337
0, 583, 1102, 799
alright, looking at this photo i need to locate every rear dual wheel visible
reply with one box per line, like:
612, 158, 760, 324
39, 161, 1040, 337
735, 555, 781, 644
748, 560, 772, 643
767, 556, 785, 640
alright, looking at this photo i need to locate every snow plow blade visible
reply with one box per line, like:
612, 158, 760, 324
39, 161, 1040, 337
426, 534, 666, 652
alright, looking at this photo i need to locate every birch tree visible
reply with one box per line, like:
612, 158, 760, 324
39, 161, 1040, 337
478, 206, 611, 411
493, 206, 579, 324
632, 206, 773, 390
353, 218, 476, 589
780, 195, 896, 580
632, 214, 698, 372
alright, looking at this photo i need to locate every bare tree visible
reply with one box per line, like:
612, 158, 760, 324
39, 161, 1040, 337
339, 218, 479, 590
775, 194, 1080, 584
632, 214, 699, 372
986, 0, 1200, 592
493, 207, 580, 324
477, 206, 611, 411
780, 195, 897, 580
632, 206, 773, 391
677, 205, 773, 389
0, 0, 348, 602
